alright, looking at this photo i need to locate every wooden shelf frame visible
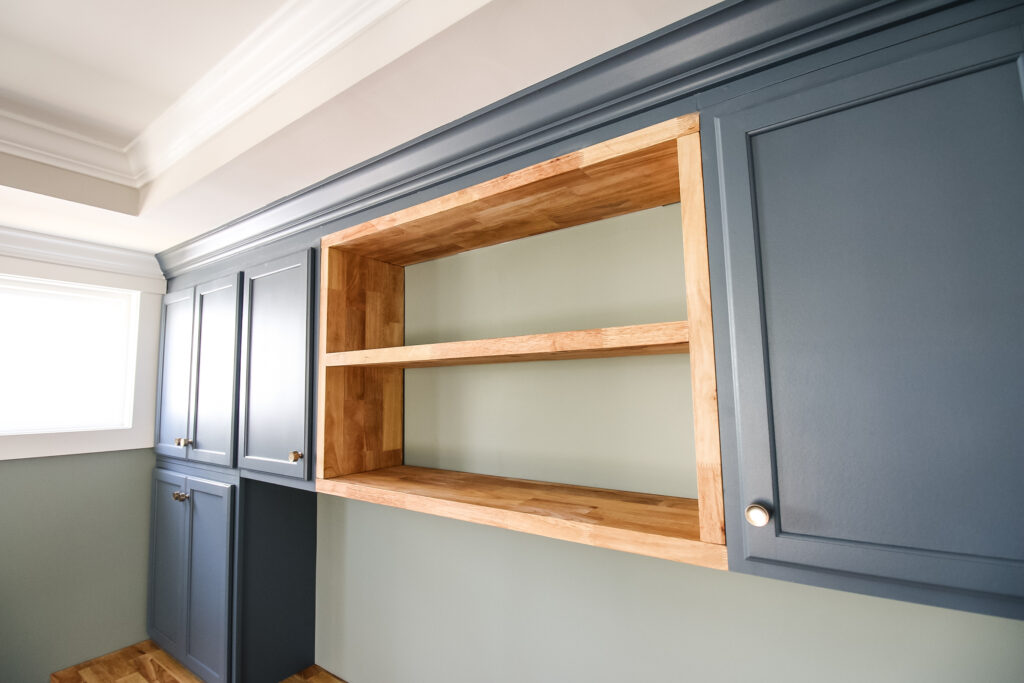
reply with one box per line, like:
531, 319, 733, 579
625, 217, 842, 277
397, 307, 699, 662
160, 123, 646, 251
315, 112, 727, 568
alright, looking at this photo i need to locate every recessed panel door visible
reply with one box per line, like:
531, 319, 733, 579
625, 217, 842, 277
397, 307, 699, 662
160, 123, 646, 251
188, 274, 241, 467
156, 290, 194, 457
148, 469, 188, 660
239, 250, 313, 479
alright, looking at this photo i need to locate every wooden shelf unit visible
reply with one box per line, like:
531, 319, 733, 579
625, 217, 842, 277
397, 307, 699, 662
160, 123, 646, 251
315, 112, 727, 568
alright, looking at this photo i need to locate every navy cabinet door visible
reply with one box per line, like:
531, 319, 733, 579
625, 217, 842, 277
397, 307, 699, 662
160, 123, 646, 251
148, 469, 189, 660
156, 290, 194, 458
239, 250, 313, 479
183, 476, 234, 683
188, 274, 242, 468
706, 27, 1024, 616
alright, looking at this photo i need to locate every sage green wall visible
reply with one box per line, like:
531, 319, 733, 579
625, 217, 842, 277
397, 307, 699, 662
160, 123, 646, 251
0, 448, 155, 682
315, 208, 1024, 682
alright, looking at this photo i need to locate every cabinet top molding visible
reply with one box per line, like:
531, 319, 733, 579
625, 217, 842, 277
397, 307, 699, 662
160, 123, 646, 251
157, 0, 969, 278
322, 114, 698, 265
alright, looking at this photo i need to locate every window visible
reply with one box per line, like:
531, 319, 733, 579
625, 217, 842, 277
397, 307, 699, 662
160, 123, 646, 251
0, 275, 141, 436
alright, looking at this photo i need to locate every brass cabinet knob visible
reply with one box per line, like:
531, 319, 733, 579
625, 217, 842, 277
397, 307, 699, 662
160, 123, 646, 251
174, 438, 193, 448
744, 503, 771, 528
171, 491, 190, 502
288, 450, 303, 463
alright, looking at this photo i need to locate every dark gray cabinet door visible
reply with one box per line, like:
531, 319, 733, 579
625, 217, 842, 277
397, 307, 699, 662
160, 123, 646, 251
148, 469, 189, 660
188, 274, 242, 468
707, 27, 1024, 615
239, 250, 313, 479
156, 290, 194, 458
183, 476, 234, 683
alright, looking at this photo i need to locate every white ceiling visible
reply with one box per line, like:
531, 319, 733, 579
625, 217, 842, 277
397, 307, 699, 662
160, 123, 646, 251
0, 0, 717, 257
0, 0, 286, 145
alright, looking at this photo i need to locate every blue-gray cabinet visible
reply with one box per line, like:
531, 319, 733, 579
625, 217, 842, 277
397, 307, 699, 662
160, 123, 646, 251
704, 18, 1024, 617
156, 274, 242, 467
148, 469, 234, 683
155, 291, 194, 458
238, 249, 313, 480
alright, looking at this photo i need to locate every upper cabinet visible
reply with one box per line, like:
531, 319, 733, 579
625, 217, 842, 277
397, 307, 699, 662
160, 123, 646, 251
238, 249, 314, 480
156, 274, 241, 467
704, 22, 1024, 617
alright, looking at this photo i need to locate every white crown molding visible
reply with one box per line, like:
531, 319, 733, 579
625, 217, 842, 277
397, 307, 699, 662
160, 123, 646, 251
0, 109, 140, 187
0, 224, 163, 281
126, 0, 409, 184
0, 0, 409, 192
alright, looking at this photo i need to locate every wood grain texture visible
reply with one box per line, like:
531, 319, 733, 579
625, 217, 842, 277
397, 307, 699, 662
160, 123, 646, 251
51, 641, 344, 683
317, 248, 404, 479
317, 465, 728, 569
316, 113, 728, 566
50, 641, 201, 683
280, 665, 346, 683
321, 114, 698, 266
678, 133, 726, 546
324, 321, 689, 368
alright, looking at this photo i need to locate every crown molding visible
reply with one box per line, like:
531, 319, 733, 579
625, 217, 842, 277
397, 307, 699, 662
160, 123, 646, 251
0, 109, 139, 186
0, 225, 164, 281
126, 0, 409, 185
0, 0, 409, 192
157, 0, 976, 277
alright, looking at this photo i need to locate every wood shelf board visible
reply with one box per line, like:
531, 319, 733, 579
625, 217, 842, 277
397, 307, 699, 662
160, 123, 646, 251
321, 114, 698, 266
324, 321, 689, 368
316, 465, 728, 570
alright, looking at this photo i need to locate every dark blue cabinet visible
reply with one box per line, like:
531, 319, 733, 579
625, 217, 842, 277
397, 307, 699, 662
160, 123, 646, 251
156, 290, 194, 457
238, 250, 313, 480
148, 469, 188, 652
148, 469, 234, 683
704, 20, 1024, 617
156, 274, 242, 467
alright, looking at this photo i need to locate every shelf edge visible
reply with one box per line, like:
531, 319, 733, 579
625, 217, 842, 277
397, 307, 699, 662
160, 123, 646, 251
324, 321, 690, 368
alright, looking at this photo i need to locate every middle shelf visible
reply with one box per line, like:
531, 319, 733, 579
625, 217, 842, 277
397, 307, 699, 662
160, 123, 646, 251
323, 321, 690, 368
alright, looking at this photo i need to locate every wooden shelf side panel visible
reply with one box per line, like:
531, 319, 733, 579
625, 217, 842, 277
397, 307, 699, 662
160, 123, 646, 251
323, 321, 690, 368
321, 115, 699, 266
317, 466, 728, 570
678, 133, 726, 546
317, 248, 404, 479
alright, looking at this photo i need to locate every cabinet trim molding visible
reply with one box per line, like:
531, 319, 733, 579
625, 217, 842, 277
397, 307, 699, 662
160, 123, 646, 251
156, 0, 972, 278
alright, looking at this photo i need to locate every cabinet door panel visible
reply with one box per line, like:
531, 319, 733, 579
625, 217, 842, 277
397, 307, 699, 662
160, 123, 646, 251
189, 274, 241, 467
184, 476, 234, 683
709, 28, 1024, 611
239, 250, 312, 479
156, 290, 194, 457
148, 469, 188, 659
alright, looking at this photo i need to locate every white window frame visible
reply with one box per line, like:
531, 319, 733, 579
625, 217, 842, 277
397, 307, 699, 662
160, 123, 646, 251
0, 227, 166, 460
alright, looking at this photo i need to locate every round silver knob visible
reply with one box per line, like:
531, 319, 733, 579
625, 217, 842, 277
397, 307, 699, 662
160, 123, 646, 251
744, 503, 771, 528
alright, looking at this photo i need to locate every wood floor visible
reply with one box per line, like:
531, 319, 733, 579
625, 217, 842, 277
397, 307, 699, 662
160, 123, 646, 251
51, 640, 345, 683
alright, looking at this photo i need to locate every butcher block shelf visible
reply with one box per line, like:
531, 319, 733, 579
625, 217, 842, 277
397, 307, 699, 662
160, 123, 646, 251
316, 112, 728, 567
323, 321, 689, 368
317, 466, 727, 570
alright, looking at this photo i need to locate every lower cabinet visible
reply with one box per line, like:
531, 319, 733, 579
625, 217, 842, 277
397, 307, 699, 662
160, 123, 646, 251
148, 468, 234, 683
